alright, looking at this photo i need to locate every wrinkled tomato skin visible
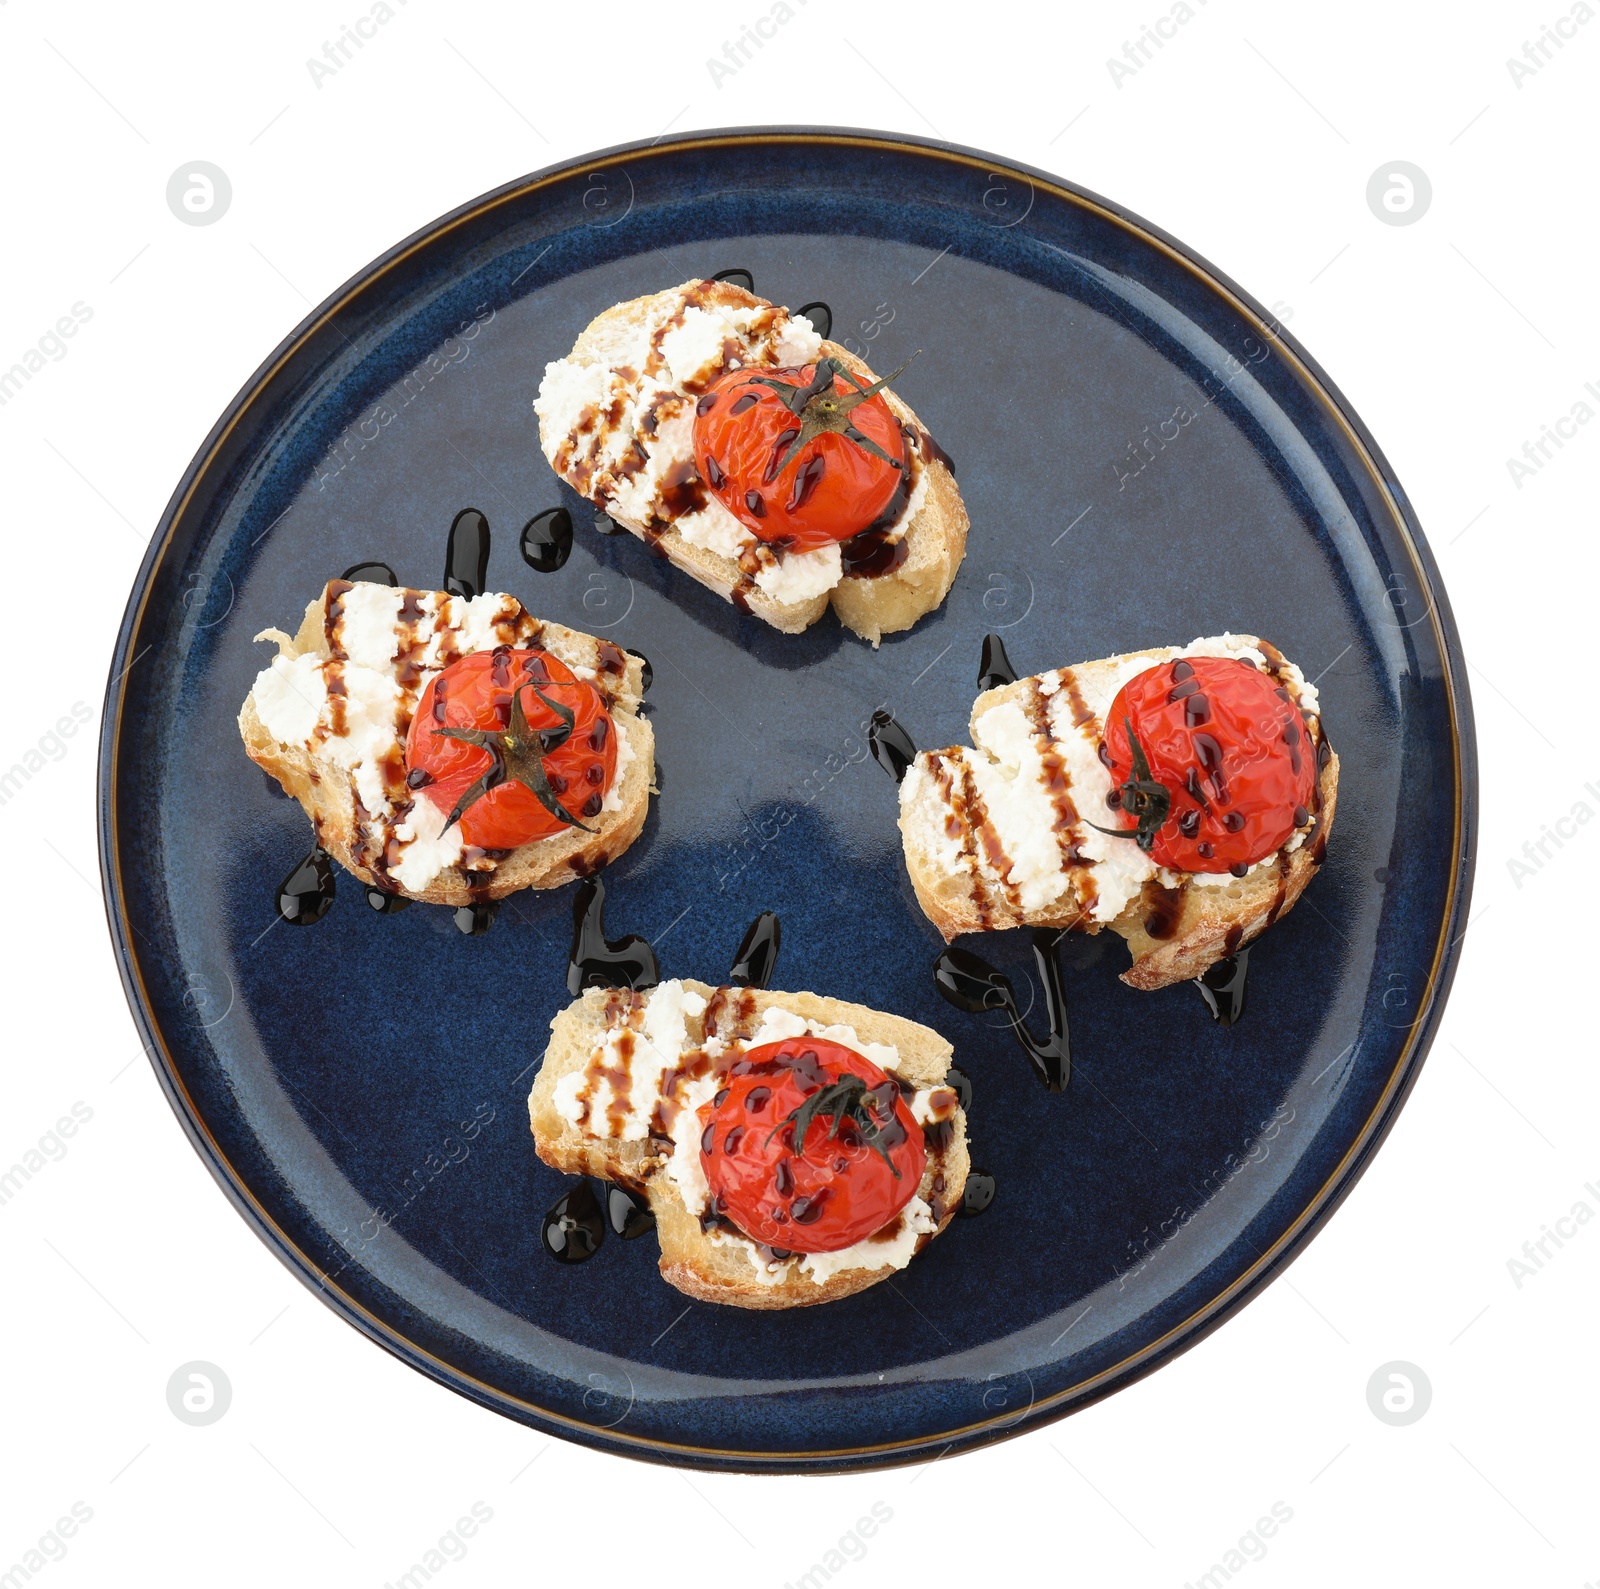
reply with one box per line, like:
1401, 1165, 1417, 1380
699, 1038, 925, 1253
692, 363, 907, 553
404, 647, 617, 849
1103, 656, 1317, 873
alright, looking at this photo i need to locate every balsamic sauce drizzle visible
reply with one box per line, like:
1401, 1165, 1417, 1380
728, 912, 781, 990
839, 523, 910, 580
566, 875, 661, 996
454, 902, 499, 936
959, 1171, 996, 1218
868, 709, 916, 784
712, 268, 755, 292
341, 561, 397, 585
521, 507, 573, 574
544, 878, 665, 1261
365, 886, 409, 914
444, 508, 491, 598
923, 633, 1070, 1093
277, 846, 336, 925
627, 651, 653, 694
932, 937, 1071, 1093
940, 1062, 992, 1217
1197, 948, 1250, 1027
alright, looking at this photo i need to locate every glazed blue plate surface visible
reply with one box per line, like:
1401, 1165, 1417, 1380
99, 129, 1475, 1472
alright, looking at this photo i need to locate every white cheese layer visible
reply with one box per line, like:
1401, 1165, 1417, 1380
252, 650, 327, 744
753, 544, 843, 605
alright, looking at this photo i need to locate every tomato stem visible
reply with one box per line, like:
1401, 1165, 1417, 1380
766, 1071, 902, 1178
745, 352, 921, 481
433, 677, 595, 834
1083, 717, 1172, 854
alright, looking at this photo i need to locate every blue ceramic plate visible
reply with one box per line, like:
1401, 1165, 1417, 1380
99, 129, 1475, 1472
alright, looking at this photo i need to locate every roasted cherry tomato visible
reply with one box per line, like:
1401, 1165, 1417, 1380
405, 646, 617, 850
699, 1038, 925, 1253
1099, 655, 1317, 874
691, 359, 909, 553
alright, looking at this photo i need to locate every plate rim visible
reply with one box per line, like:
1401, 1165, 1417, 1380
96, 123, 1478, 1472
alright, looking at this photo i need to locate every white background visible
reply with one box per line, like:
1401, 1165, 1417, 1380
1, 1, 1596, 1585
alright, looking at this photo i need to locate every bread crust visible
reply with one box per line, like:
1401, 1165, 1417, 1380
897, 643, 1339, 989
238, 583, 655, 906
528, 982, 969, 1309
538, 279, 968, 645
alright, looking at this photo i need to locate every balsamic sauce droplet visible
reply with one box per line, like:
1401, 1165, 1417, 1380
794, 300, 832, 340
605, 1182, 656, 1241
542, 1179, 605, 1263
454, 902, 499, 935
959, 1170, 996, 1218
945, 1064, 973, 1115
593, 509, 626, 536
868, 709, 916, 784
567, 875, 661, 995
444, 508, 491, 599
277, 847, 336, 925
791, 1189, 829, 1224
521, 507, 573, 574
341, 561, 397, 585
1196, 948, 1250, 1027
365, 887, 409, 914
977, 632, 1019, 692
728, 912, 781, 990
931, 936, 1070, 1092
712, 268, 754, 292
626, 650, 653, 693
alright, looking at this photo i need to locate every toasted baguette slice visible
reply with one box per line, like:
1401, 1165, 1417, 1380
535, 278, 968, 646
529, 980, 969, 1309
897, 633, 1338, 990
239, 580, 654, 907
